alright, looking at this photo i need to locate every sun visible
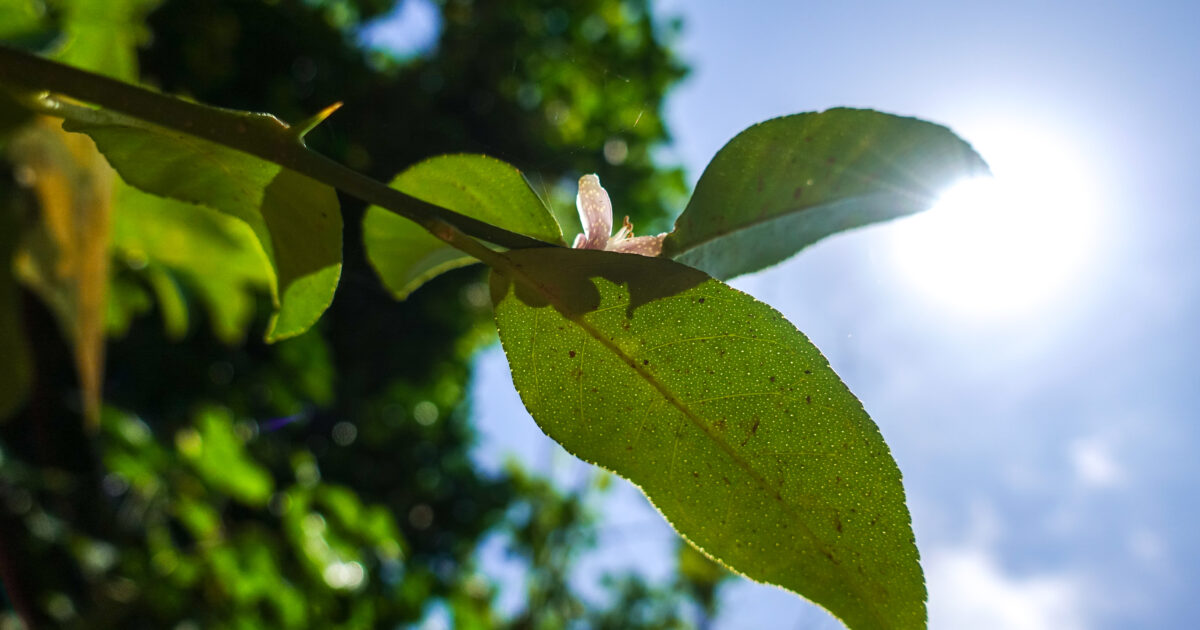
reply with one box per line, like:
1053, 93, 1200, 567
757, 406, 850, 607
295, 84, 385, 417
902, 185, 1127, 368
888, 124, 1101, 318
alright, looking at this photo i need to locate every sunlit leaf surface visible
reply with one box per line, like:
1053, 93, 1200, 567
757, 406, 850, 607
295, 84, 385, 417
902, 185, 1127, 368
491, 248, 923, 630
663, 108, 988, 280
63, 116, 342, 341
363, 154, 562, 299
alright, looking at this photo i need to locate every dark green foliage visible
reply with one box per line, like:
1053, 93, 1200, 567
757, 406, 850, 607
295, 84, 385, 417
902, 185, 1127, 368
0, 0, 710, 627
140, 0, 688, 232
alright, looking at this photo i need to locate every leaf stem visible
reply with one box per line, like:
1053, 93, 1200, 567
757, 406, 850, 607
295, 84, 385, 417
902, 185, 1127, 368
425, 218, 521, 272
0, 44, 556, 253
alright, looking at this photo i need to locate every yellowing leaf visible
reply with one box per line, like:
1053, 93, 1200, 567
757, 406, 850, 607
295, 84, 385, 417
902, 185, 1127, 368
10, 117, 114, 425
63, 116, 343, 342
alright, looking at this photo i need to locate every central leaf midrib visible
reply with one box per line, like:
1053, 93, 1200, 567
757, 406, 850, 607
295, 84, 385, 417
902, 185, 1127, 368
669, 189, 903, 258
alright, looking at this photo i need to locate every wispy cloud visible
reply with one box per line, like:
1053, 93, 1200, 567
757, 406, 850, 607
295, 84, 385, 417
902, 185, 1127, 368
1069, 435, 1124, 489
927, 544, 1087, 630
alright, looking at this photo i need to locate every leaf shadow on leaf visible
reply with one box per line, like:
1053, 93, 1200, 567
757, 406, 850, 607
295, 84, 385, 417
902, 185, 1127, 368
260, 169, 342, 337
489, 248, 707, 319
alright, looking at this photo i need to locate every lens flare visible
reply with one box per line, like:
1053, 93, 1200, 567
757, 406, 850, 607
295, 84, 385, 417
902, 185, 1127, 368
890, 127, 1100, 318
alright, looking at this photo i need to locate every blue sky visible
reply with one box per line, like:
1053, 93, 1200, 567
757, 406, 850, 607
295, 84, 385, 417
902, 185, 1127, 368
370, 1, 1200, 627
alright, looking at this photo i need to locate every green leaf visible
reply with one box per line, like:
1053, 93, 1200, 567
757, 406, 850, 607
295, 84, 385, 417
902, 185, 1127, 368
110, 181, 271, 343
63, 116, 342, 342
176, 406, 273, 507
52, 0, 160, 82
662, 108, 988, 279
363, 154, 562, 299
141, 263, 188, 340
0, 0, 49, 42
491, 248, 923, 630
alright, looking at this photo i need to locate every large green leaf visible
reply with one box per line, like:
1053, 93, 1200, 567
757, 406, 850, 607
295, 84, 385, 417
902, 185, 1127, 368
363, 154, 562, 299
62, 116, 342, 342
662, 108, 988, 279
490, 247, 923, 630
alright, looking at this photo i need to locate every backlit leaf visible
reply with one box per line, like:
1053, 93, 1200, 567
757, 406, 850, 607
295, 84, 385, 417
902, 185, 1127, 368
62, 115, 342, 342
663, 108, 988, 279
0, 0, 50, 43
491, 247, 923, 630
364, 154, 562, 299
53, 0, 160, 83
110, 182, 271, 343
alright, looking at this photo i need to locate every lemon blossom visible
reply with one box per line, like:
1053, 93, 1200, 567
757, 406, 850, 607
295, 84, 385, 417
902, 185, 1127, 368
571, 174, 666, 257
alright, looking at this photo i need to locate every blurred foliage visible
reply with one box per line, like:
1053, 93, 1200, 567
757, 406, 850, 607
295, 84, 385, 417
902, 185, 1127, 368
140, 0, 690, 233
0, 0, 729, 628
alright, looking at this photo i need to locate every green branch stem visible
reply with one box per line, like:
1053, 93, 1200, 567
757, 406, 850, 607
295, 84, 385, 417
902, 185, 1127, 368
424, 218, 516, 272
0, 44, 556, 254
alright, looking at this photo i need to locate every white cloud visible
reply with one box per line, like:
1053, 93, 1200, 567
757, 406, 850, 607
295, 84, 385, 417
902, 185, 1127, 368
927, 546, 1087, 630
1069, 436, 1123, 488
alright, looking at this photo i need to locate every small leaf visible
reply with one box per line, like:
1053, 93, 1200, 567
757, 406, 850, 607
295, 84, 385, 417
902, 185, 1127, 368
663, 108, 988, 279
177, 406, 273, 507
491, 248, 923, 630
363, 154, 562, 299
62, 115, 342, 342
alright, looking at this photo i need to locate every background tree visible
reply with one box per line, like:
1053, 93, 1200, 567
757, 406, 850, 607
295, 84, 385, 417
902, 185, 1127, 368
0, 0, 729, 627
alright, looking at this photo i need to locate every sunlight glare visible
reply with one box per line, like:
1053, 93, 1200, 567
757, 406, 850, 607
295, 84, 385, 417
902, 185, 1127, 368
889, 127, 1100, 318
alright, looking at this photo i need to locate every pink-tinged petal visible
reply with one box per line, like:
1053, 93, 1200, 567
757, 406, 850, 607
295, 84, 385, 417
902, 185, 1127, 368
606, 233, 666, 257
574, 174, 612, 249
572, 233, 587, 248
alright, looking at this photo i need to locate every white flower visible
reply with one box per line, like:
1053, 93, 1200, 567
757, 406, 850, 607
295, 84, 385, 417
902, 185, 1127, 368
571, 174, 666, 257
